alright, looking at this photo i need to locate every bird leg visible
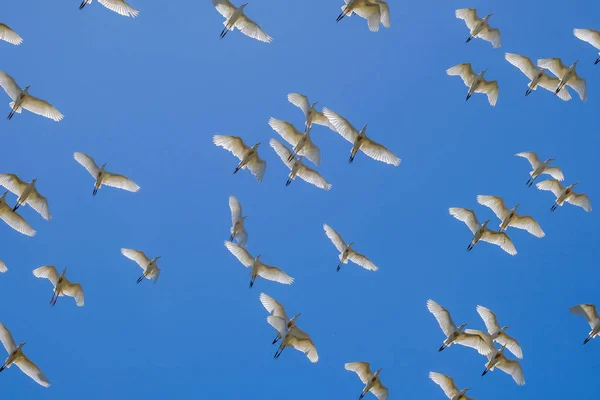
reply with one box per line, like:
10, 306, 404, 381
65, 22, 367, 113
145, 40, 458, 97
481, 368, 489, 376
12, 203, 20, 212
466, 242, 474, 252
7, 110, 14, 120
336, 11, 346, 22
92, 187, 98, 196
249, 277, 255, 288
465, 36, 472, 43
220, 27, 229, 39
584, 335, 592, 345
336, 263, 341, 272
465, 93, 472, 101
272, 335, 280, 345
50, 291, 58, 307
595, 57, 600, 65
349, 154, 355, 163
286, 178, 292, 186
137, 272, 147, 284
550, 204, 557, 212
79, 0, 87, 9
0, 364, 5, 373
525, 88, 532, 96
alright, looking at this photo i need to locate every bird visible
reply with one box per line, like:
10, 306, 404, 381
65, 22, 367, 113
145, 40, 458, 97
0, 260, 6, 273
323, 224, 378, 271
337, 0, 387, 32
73, 152, 140, 196
476, 195, 544, 238
323, 108, 400, 166
213, 135, 266, 183
449, 208, 517, 255
121, 248, 161, 284
569, 304, 600, 344
287, 93, 335, 131
268, 118, 321, 165
0, 191, 35, 237
0, 24, 23, 46
427, 300, 494, 355
224, 241, 293, 287
345, 362, 388, 400
259, 293, 301, 344
229, 196, 248, 247
481, 345, 525, 386
476, 305, 523, 359
455, 8, 501, 48
573, 29, 600, 64
505, 53, 571, 100
538, 58, 587, 101
269, 139, 332, 190
32, 266, 84, 307
429, 372, 473, 400
536, 180, 591, 212
0, 71, 63, 122
79, 0, 139, 17
213, 0, 272, 43
268, 316, 318, 362
0, 323, 50, 387
446, 63, 498, 106
0, 174, 51, 220
515, 152, 564, 187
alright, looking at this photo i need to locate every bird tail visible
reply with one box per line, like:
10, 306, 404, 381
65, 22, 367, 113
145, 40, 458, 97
8, 102, 22, 113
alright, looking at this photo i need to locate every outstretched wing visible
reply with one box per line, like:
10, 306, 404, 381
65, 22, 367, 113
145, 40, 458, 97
345, 362, 373, 384
257, 263, 294, 285
427, 299, 457, 337
287, 93, 309, 116
323, 224, 347, 253
573, 28, 600, 50
235, 15, 273, 43
446, 63, 476, 87
32, 266, 60, 287
449, 207, 479, 234
63, 281, 85, 307
268, 118, 304, 147
322, 108, 360, 144
74, 152, 101, 178
515, 152, 542, 170
0, 174, 28, 196
347, 249, 378, 271
297, 165, 331, 191
475, 79, 499, 106
496, 356, 525, 386
120, 248, 151, 270
510, 214, 545, 238
21, 95, 63, 122
360, 137, 401, 166
0, 206, 36, 237
0, 322, 17, 353
481, 230, 517, 256
213, 135, 250, 161
505, 53, 538, 80
570, 304, 600, 329
455, 8, 479, 31
477, 195, 509, 221
98, 0, 139, 17
537, 58, 568, 78
224, 241, 254, 268
0, 24, 23, 45
259, 293, 289, 320
536, 179, 564, 198
567, 192, 592, 212
478, 26, 501, 48
269, 138, 294, 170
102, 171, 140, 192
0, 70, 22, 100
429, 371, 460, 399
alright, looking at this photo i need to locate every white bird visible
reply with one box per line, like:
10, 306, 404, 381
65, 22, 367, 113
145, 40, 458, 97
229, 195, 248, 247
446, 63, 498, 106
0, 174, 51, 220
429, 372, 473, 400
0, 323, 50, 387
213, 135, 266, 183
0, 71, 63, 122
224, 241, 293, 287
455, 8, 501, 48
569, 304, 600, 344
449, 208, 517, 255
476, 305, 523, 359
345, 362, 388, 400
268, 118, 321, 165
287, 93, 335, 131
538, 58, 586, 101
337, 0, 390, 32
323, 108, 400, 166
515, 152, 564, 187
269, 316, 318, 362
73, 152, 140, 196
536, 180, 591, 212
573, 29, 600, 65
259, 293, 301, 344
427, 299, 494, 355
79, 0, 139, 17
269, 139, 332, 190
32, 266, 84, 307
505, 53, 571, 100
213, 0, 272, 43
481, 345, 525, 386
477, 195, 544, 238
0, 191, 36, 237
121, 248, 161, 284
0, 260, 7, 273
323, 224, 378, 271
0, 24, 23, 46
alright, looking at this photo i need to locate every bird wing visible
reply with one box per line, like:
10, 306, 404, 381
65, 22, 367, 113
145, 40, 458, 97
573, 28, 600, 50
0, 206, 36, 237
235, 15, 273, 43
352, 3, 381, 32
456, 330, 494, 355
371, 381, 388, 400
478, 26, 501, 48
566, 72, 587, 102
297, 165, 331, 191
347, 249, 378, 271
73, 152, 101, 178
510, 214, 545, 238
213, 0, 236, 19
429, 372, 459, 399
229, 195, 242, 225
288, 332, 318, 363
224, 241, 254, 267
426, 299, 457, 337
446, 63, 476, 87
566, 192, 592, 212
322, 108, 360, 143
213, 135, 250, 161
448, 207, 479, 234
496, 333, 523, 359
268, 118, 304, 147
98, 0, 139, 17
345, 362, 373, 384
102, 171, 140, 192
475, 79, 499, 106
62, 281, 84, 307
0, 174, 28, 196
537, 58, 568, 78
287, 93, 309, 116
267, 315, 288, 335
504, 53, 538, 80
269, 138, 294, 170
245, 154, 266, 183
495, 356, 525, 386
15, 354, 51, 388
20, 95, 63, 122
455, 8, 479, 31
536, 179, 564, 198
310, 110, 336, 131
257, 263, 294, 285
476, 195, 510, 221
27, 190, 52, 221
234, 226, 248, 247
569, 304, 600, 329
538, 75, 571, 100
0, 323, 17, 353
0, 24, 23, 45
323, 224, 347, 253
515, 152, 542, 170
481, 230, 517, 256
376, 1, 391, 28
476, 305, 501, 334
0, 260, 6, 273
120, 248, 151, 270
0, 70, 22, 100
360, 137, 401, 166
300, 140, 321, 166
542, 166, 564, 181
259, 293, 289, 320
32, 266, 60, 287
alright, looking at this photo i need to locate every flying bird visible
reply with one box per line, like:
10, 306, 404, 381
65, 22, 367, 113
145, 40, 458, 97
0, 261, 7, 273
477, 195, 544, 238
0, 174, 50, 220
224, 241, 293, 287
481, 345, 525, 386
121, 248, 161, 284
213, 135, 266, 183
0, 323, 50, 387
0, 24, 23, 46
449, 208, 517, 255
229, 196, 248, 247
446, 63, 498, 106
79, 0, 139, 17
538, 58, 587, 101
429, 372, 473, 400
213, 0, 272, 43
269, 315, 318, 362
476, 305, 523, 359
569, 304, 600, 344
73, 152, 140, 196
268, 118, 321, 165
455, 8, 501, 48
0, 192, 36, 237
515, 152, 563, 187
337, 0, 389, 32
269, 139, 332, 190
536, 180, 591, 212
0, 71, 63, 122
259, 293, 301, 344
573, 29, 600, 64
323, 224, 378, 271
505, 53, 570, 100
345, 362, 388, 400
32, 266, 84, 307
287, 93, 335, 130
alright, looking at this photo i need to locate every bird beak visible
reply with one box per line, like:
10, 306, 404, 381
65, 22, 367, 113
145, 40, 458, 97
514, 204, 520, 209
256, 142, 262, 146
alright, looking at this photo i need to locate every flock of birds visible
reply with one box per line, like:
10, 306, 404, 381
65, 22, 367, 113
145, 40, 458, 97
0, 2, 597, 399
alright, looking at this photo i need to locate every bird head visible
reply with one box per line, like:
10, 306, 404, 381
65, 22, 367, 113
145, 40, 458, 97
513, 204, 520, 211
101, 162, 107, 169
481, 69, 488, 76
290, 313, 301, 324
458, 323, 467, 331
545, 158, 555, 164
17, 342, 26, 349
241, 3, 248, 8
484, 13, 493, 20
24, 85, 31, 92
253, 142, 262, 149
242, 216, 248, 221
501, 325, 509, 332
374, 368, 382, 377
573, 59, 580, 67
348, 242, 355, 248
359, 124, 368, 136
311, 101, 318, 108
60, 267, 67, 276
32, 178, 38, 183
483, 219, 490, 227
256, 254, 262, 261
570, 182, 579, 189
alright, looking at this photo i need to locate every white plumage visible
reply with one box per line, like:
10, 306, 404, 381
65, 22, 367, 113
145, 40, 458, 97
447, 63, 498, 106
449, 208, 517, 255
505, 53, 571, 100
74, 152, 140, 196
213, 0, 272, 43
79, 0, 139, 18
0, 24, 23, 46
0, 70, 63, 122
323, 224, 378, 271
224, 241, 293, 287
455, 8, 501, 48
213, 135, 266, 183
269, 139, 331, 190
33, 266, 84, 307
0, 323, 50, 387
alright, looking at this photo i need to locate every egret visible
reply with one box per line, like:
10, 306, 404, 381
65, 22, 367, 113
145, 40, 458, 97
345, 362, 388, 400
337, 0, 385, 32
213, 135, 266, 183
477, 195, 544, 238
505, 53, 570, 100
32, 266, 84, 307
455, 8, 500, 48
259, 293, 300, 344
0, 71, 63, 122
536, 180, 591, 212
429, 372, 473, 400
481, 345, 525, 386
476, 305, 523, 358
0, 24, 22, 46
538, 58, 586, 101
0, 191, 36, 237
73, 152, 140, 196
269, 139, 332, 190
269, 316, 318, 362
446, 63, 498, 106
515, 152, 564, 187
323, 108, 400, 166
79, 0, 139, 17
449, 208, 517, 255
573, 29, 600, 64
287, 93, 335, 130
213, 0, 272, 43
268, 118, 321, 165
0, 323, 50, 387
229, 195, 248, 247
224, 241, 293, 287
0, 261, 6, 273
121, 248, 161, 284
569, 304, 600, 344
0, 174, 51, 220
323, 224, 378, 271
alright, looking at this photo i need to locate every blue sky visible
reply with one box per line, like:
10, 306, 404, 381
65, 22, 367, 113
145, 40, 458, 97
1, 0, 598, 398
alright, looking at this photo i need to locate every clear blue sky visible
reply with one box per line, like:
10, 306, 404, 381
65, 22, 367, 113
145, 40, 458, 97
1, 1, 598, 399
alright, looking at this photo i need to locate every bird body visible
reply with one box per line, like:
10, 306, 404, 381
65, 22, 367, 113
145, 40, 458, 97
121, 249, 161, 283
287, 93, 335, 130
269, 315, 318, 362
33, 266, 84, 307
345, 362, 388, 400
429, 372, 473, 400
481, 345, 525, 385
79, 0, 139, 17
515, 152, 563, 187
268, 118, 321, 165
213, 135, 266, 183
0, 71, 63, 122
449, 208, 516, 255
269, 139, 331, 190
74, 152, 140, 196
323, 224, 377, 271
0, 174, 51, 220
0, 191, 36, 237
259, 293, 300, 344
538, 58, 587, 101
455, 8, 500, 48
0, 323, 50, 387
0, 24, 23, 46
505, 53, 571, 100
446, 63, 498, 106
476, 305, 523, 358
573, 29, 600, 64
477, 195, 544, 238
337, 0, 389, 32
213, 0, 272, 43
570, 304, 600, 344
224, 241, 293, 287
229, 196, 248, 247
536, 180, 591, 212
